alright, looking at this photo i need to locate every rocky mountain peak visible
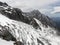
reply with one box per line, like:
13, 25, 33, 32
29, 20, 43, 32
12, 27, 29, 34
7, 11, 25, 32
0, 2, 8, 6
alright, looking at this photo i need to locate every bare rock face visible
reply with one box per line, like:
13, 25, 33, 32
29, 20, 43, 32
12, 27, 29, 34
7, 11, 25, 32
0, 25, 16, 41
22, 10, 56, 28
14, 41, 24, 45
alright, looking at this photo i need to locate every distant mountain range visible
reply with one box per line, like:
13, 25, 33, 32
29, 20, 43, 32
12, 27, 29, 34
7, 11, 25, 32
51, 17, 60, 30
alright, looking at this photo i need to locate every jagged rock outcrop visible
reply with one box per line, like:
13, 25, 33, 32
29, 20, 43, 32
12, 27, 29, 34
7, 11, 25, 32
22, 10, 56, 28
0, 25, 16, 41
0, 2, 30, 24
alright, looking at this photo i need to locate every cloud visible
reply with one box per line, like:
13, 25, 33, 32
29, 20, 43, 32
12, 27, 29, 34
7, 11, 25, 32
51, 6, 60, 14
0, 0, 59, 11
39, 8, 52, 13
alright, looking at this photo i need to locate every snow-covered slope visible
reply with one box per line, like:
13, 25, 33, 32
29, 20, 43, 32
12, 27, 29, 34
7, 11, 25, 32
0, 1, 60, 45
0, 38, 14, 45
0, 13, 60, 45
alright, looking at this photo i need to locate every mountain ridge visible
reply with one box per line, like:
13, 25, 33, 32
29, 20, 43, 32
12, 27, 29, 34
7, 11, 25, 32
0, 1, 57, 29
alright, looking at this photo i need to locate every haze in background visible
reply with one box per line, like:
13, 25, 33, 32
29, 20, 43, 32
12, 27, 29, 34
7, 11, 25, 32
0, 0, 60, 17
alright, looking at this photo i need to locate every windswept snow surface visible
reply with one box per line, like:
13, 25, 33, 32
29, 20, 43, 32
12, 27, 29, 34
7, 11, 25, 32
0, 38, 14, 45
0, 14, 60, 45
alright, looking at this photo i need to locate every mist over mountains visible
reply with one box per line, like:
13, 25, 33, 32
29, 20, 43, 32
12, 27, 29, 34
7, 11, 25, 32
51, 17, 60, 30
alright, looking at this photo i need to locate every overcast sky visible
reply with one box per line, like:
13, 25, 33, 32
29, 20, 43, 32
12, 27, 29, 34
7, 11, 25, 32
0, 0, 60, 17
